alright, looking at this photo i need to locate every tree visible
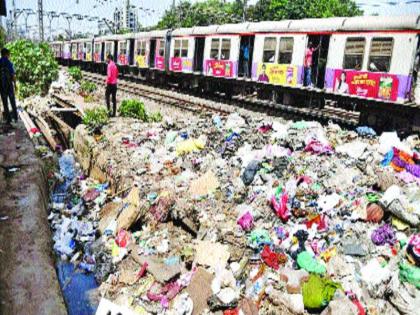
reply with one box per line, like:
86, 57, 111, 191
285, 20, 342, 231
156, 0, 362, 29
0, 26, 6, 48
157, 0, 245, 29
248, 0, 362, 21
6, 40, 59, 98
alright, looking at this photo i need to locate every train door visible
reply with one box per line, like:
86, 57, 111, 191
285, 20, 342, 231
150, 39, 156, 68
238, 35, 255, 78
307, 35, 330, 88
194, 37, 205, 72
101, 42, 105, 62
129, 39, 135, 65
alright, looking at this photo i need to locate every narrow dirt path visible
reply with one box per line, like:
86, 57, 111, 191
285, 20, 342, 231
0, 123, 67, 315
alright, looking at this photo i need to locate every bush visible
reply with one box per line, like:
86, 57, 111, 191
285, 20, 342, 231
118, 99, 148, 121
6, 40, 58, 98
68, 66, 82, 82
148, 111, 163, 122
80, 80, 97, 94
82, 107, 109, 133
118, 99, 164, 122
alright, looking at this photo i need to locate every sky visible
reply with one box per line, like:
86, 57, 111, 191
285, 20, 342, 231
4, 0, 420, 37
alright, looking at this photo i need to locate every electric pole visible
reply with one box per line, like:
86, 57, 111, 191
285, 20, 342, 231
38, 0, 44, 41
12, 0, 17, 37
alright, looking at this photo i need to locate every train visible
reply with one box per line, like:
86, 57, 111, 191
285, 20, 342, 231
50, 15, 420, 132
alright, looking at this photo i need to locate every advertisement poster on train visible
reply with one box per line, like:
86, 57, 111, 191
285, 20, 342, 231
333, 70, 399, 101
118, 54, 128, 65
86, 53, 92, 62
93, 53, 100, 63
171, 58, 193, 72
155, 56, 165, 70
205, 60, 233, 77
256, 63, 297, 86
135, 55, 147, 68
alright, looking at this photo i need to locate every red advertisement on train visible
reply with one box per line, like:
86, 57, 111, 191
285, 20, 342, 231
333, 70, 399, 101
205, 60, 233, 77
171, 57, 183, 72
155, 56, 165, 70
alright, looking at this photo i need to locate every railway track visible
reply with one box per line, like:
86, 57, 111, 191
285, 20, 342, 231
81, 71, 233, 116
77, 68, 360, 126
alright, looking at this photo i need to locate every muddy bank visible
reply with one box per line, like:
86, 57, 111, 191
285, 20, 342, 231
0, 123, 67, 315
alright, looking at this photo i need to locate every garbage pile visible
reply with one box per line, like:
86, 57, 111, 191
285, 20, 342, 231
53, 111, 420, 314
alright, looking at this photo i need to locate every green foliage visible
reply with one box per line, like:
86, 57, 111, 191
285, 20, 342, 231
83, 94, 95, 103
248, 0, 362, 21
119, 99, 148, 121
82, 107, 109, 133
148, 111, 163, 123
80, 80, 97, 94
0, 27, 6, 49
118, 99, 163, 122
157, 0, 362, 28
5, 40, 59, 98
68, 66, 83, 82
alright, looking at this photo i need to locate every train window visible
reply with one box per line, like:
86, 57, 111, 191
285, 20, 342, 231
174, 39, 181, 58
278, 37, 294, 64
181, 39, 189, 58
158, 39, 165, 57
86, 43, 92, 53
211, 38, 220, 59
137, 40, 146, 56
343, 38, 365, 70
263, 37, 277, 63
105, 42, 113, 57
221, 39, 231, 60
94, 43, 101, 54
368, 38, 393, 72
120, 42, 127, 55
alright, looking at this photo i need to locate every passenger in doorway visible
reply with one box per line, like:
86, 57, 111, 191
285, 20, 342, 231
334, 71, 349, 94
105, 54, 118, 117
303, 42, 320, 87
258, 64, 269, 83
241, 43, 250, 78
0, 48, 18, 127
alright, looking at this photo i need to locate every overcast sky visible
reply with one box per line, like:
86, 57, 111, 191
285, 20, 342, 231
4, 0, 420, 37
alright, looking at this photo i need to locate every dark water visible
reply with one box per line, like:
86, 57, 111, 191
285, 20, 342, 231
56, 261, 99, 315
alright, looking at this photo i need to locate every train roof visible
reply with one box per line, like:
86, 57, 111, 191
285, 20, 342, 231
149, 29, 168, 38
340, 15, 420, 31
64, 15, 420, 43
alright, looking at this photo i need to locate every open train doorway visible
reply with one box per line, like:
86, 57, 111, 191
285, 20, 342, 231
194, 37, 205, 72
150, 39, 156, 68
307, 35, 330, 88
239, 35, 254, 78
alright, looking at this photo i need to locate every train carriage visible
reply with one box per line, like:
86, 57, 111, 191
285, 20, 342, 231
53, 15, 420, 132
326, 16, 420, 104
170, 28, 195, 74
133, 32, 150, 69
116, 33, 133, 67
203, 24, 245, 79
51, 41, 63, 60
93, 38, 103, 63
148, 30, 168, 71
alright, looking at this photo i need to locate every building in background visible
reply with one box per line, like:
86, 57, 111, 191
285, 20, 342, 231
113, 0, 138, 33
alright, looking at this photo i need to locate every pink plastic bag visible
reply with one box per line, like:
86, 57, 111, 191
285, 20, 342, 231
237, 211, 254, 231
271, 192, 290, 222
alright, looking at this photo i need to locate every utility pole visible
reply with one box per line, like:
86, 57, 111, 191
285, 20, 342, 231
38, 0, 44, 41
242, 0, 247, 22
12, 0, 17, 37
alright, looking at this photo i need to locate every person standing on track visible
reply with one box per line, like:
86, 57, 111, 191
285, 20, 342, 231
105, 54, 118, 117
303, 42, 320, 87
0, 48, 18, 126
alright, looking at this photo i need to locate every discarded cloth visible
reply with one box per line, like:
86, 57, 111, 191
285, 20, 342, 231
297, 251, 326, 275
371, 224, 396, 246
